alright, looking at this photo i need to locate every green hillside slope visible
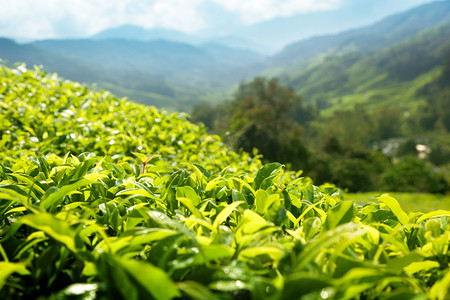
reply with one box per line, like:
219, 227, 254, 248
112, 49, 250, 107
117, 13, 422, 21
267, 1, 450, 73
284, 23, 450, 116
0, 38, 265, 111
0, 64, 261, 173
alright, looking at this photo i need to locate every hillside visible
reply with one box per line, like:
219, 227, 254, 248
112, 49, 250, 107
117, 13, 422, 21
0, 38, 265, 111
283, 22, 450, 116
91, 25, 197, 44
0, 38, 183, 108
30, 39, 262, 82
266, 1, 450, 73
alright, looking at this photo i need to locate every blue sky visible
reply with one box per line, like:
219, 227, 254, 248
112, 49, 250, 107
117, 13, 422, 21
0, 0, 437, 41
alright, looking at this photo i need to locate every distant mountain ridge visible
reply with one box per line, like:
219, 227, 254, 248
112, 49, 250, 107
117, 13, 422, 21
92, 25, 196, 44
266, 0, 450, 72
0, 37, 265, 110
30, 38, 264, 86
287, 22, 450, 97
91, 24, 263, 55
90, 1, 444, 55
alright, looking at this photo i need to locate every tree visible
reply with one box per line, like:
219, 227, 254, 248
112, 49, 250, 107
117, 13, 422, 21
372, 104, 404, 140
190, 102, 218, 130
417, 88, 450, 132
225, 77, 316, 170
322, 105, 374, 149
331, 158, 374, 192
396, 139, 418, 157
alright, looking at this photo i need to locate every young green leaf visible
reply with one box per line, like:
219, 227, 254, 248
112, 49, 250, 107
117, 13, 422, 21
0, 262, 30, 290
213, 201, 244, 228
378, 195, 409, 226
323, 201, 354, 231
253, 163, 282, 190
18, 213, 77, 252
97, 253, 180, 300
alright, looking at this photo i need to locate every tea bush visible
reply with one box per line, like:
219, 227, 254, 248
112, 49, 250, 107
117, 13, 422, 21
1, 64, 450, 299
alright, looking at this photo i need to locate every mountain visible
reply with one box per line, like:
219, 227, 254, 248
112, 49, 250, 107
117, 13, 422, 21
30, 39, 264, 87
285, 23, 450, 103
266, 1, 450, 73
0, 37, 265, 110
0, 38, 115, 84
241, 1, 450, 120
92, 25, 198, 44
89, 2, 437, 55
194, 0, 444, 54
91, 25, 263, 55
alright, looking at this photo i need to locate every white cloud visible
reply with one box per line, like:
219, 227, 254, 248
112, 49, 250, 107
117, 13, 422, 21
0, 0, 343, 39
131, 0, 206, 32
210, 0, 342, 23
0, 0, 206, 39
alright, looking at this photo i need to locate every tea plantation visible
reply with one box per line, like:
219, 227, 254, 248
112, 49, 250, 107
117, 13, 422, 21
1, 64, 450, 299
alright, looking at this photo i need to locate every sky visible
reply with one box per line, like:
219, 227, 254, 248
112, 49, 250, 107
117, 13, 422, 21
0, 0, 437, 41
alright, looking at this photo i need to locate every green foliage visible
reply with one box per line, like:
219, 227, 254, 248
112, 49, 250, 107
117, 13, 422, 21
397, 139, 419, 157
309, 138, 391, 192
346, 192, 450, 213
2, 152, 450, 299
193, 77, 316, 171
381, 157, 449, 193
0, 64, 261, 174
428, 137, 450, 167
190, 102, 220, 130
2, 64, 450, 299
187, 21, 450, 194
191, 73, 449, 193
329, 158, 374, 192
416, 78, 450, 133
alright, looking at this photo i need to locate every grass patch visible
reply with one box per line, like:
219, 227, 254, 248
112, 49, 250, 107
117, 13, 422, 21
346, 192, 450, 212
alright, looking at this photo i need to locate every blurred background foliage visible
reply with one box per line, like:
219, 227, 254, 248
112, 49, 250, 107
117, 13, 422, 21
191, 71, 450, 194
